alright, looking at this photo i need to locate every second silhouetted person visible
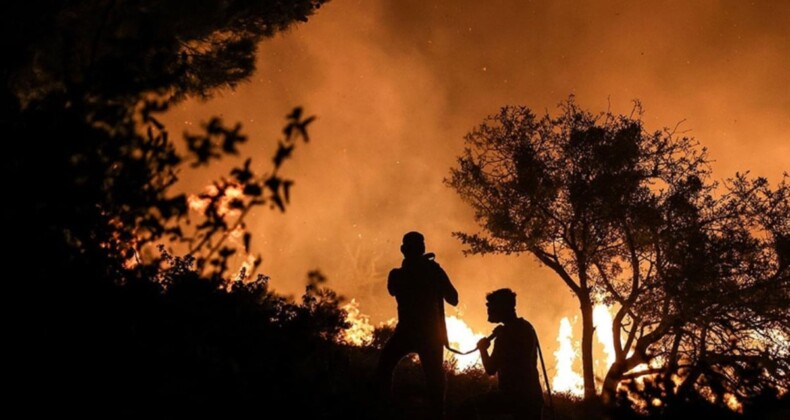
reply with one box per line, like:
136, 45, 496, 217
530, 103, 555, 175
474, 288, 544, 420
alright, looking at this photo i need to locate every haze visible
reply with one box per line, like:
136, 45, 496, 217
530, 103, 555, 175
162, 0, 789, 341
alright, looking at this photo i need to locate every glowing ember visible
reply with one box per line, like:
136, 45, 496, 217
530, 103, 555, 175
339, 299, 375, 346
445, 315, 485, 371
725, 393, 743, 413
553, 317, 584, 396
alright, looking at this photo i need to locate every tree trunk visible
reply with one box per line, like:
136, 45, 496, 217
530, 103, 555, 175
601, 352, 644, 405
579, 294, 596, 401
601, 359, 626, 405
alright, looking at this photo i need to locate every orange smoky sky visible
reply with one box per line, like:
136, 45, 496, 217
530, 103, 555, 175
163, 0, 789, 340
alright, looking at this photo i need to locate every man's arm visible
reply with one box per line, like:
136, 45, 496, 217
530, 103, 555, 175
477, 337, 498, 375
387, 269, 400, 296
436, 265, 458, 306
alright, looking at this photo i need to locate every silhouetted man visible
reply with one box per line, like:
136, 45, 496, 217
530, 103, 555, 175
376, 231, 459, 418
474, 288, 543, 420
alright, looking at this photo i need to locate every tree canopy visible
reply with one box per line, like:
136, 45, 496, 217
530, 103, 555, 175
3, 1, 327, 104
1, 2, 364, 415
448, 98, 789, 410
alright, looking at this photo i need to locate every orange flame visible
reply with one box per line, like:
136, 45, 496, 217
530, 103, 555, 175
552, 303, 616, 397
593, 304, 616, 375
552, 317, 585, 396
445, 315, 485, 371
339, 299, 375, 346
725, 393, 743, 413
338, 302, 486, 372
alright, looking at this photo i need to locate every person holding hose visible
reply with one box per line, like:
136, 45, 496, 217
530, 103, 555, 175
473, 288, 545, 420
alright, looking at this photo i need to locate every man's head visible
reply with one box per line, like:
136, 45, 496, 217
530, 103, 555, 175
401, 231, 426, 259
486, 288, 517, 323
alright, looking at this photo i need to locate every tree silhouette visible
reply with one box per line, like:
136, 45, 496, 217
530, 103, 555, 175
1, 1, 357, 415
447, 98, 704, 400
447, 97, 789, 408
3, 1, 327, 104
615, 173, 790, 414
2, 0, 327, 277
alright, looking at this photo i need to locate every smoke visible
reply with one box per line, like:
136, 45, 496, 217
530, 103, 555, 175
162, 0, 789, 346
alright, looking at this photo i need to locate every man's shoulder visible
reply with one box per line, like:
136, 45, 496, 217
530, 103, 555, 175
409, 255, 444, 274
502, 318, 535, 337
425, 260, 452, 284
422, 256, 446, 272
427, 259, 443, 271
516, 318, 537, 339
516, 317, 535, 329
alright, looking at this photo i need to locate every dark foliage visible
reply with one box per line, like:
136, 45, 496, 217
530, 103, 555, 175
4, 1, 785, 417
447, 98, 789, 414
0, 1, 356, 416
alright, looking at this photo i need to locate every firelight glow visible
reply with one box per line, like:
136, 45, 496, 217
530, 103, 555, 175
339, 299, 375, 347
444, 315, 486, 371
552, 317, 585, 396
187, 183, 245, 216
339, 302, 486, 372
593, 304, 617, 378
162, 2, 789, 404
552, 304, 617, 397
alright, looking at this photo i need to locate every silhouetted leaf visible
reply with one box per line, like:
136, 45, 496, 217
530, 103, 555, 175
243, 183, 262, 196
298, 115, 316, 142
207, 117, 222, 134
186, 134, 218, 166
265, 177, 281, 193
271, 194, 285, 212
221, 123, 247, 154
231, 158, 254, 183
218, 247, 236, 258
273, 142, 294, 168
283, 180, 293, 203
287, 107, 303, 121
243, 232, 251, 253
